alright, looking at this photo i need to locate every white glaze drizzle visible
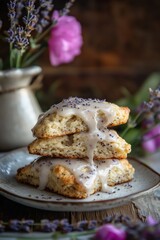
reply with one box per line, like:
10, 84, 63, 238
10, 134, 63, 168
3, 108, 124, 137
32, 97, 123, 194
96, 159, 121, 193
32, 158, 123, 195
33, 97, 118, 164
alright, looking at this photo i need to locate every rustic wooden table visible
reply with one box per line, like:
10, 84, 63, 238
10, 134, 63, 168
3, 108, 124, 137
0, 151, 160, 224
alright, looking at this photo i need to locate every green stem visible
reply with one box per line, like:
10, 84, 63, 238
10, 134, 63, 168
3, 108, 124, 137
22, 47, 45, 68
121, 111, 143, 138
121, 126, 132, 138
16, 51, 22, 68
35, 20, 57, 44
10, 43, 13, 68
22, 48, 33, 63
51, 229, 96, 239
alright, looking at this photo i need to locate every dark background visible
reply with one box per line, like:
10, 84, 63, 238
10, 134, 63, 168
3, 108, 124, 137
1, 0, 160, 109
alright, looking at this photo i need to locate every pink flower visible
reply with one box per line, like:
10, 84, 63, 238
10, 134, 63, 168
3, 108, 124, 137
48, 11, 83, 66
94, 224, 126, 240
142, 124, 160, 153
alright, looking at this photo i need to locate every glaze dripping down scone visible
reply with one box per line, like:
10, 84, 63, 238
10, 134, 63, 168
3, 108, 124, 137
32, 99, 130, 138
16, 97, 134, 199
16, 157, 135, 199
28, 130, 131, 159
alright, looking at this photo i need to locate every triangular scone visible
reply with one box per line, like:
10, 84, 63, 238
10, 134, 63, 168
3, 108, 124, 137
28, 130, 131, 159
32, 97, 130, 138
16, 157, 135, 199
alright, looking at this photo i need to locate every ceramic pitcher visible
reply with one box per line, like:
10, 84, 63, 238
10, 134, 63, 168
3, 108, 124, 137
0, 66, 42, 151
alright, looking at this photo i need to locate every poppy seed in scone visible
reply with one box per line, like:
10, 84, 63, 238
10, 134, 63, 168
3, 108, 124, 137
16, 97, 134, 199
16, 158, 135, 199
32, 97, 130, 138
28, 131, 131, 159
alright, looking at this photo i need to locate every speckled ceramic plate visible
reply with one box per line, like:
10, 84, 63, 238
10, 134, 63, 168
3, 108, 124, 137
0, 148, 159, 212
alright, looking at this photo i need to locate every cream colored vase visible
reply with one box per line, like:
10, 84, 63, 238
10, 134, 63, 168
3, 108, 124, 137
0, 66, 42, 151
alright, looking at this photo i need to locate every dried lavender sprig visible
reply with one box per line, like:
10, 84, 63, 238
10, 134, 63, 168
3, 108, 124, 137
22, 0, 76, 66
7, 0, 39, 67
7, 0, 17, 45
14, 27, 29, 50
138, 86, 160, 129
121, 86, 160, 138
0, 218, 97, 233
60, 0, 76, 16
35, 0, 54, 34
8, 219, 34, 232
40, 219, 57, 232
7, 1, 24, 43
35, 0, 76, 41
7, 0, 17, 29
0, 215, 160, 240
16, 2, 25, 21
7, 0, 18, 67
23, 13, 38, 37
6, 0, 77, 68
140, 87, 160, 113
21, 0, 55, 66
23, 0, 38, 37
149, 87, 160, 100
39, 0, 54, 11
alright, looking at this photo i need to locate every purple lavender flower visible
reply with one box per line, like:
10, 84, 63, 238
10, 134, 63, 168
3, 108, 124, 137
39, 0, 54, 11
25, 0, 36, 11
88, 220, 97, 230
60, 0, 76, 16
7, 0, 38, 51
94, 224, 126, 240
7, 0, 17, 11
7, 0, 17, 27
142, 124, 160, 153
16, 2, 24, 20
35, 0, 75, 34
4, 0, 79, 68
6, 28, 15, 43
40, 219, 56, 232
8, 219, 34, 232
35, 0, 54, 33
137, 101, 154, 114
58, 218, 73, 233
149, 87, 160, 99
146, 216, 158, 226
23, 1, 38, 36
39, 19, 49, 28
19, 220, 34, 233
133, 86, 160, 153
141, 112, 155, 129
41, 10, 50, 19
23, 13, 38, 37
9, 219, 21, 232
14, 26, 29, 50
137, 87, 160, 121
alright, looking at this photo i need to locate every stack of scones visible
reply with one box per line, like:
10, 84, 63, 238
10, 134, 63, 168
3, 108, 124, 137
16, 97, 135, 199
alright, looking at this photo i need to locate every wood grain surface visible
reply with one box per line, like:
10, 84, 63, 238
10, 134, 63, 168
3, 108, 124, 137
0, 187, 160, 223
